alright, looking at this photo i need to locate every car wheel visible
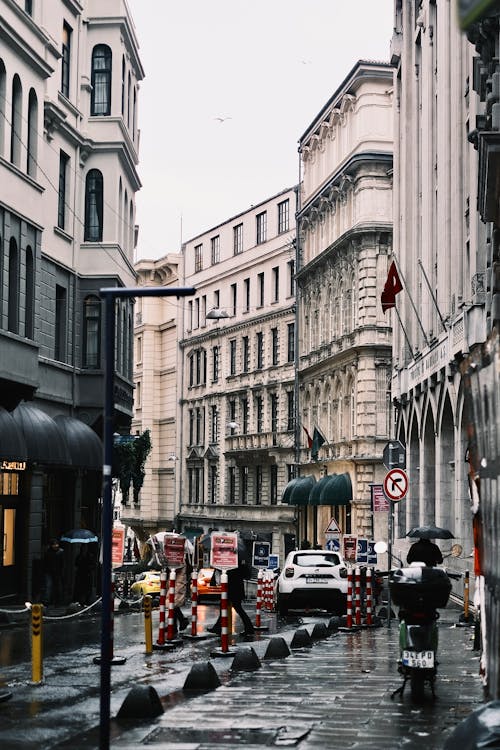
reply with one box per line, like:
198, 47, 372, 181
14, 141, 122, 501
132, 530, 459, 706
277, 594, 289, 616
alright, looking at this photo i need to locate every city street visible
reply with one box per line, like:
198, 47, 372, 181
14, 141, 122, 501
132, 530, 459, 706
0, 600, 485, 749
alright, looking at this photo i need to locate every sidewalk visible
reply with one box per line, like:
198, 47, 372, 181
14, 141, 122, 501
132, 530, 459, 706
43, 604, 485, 750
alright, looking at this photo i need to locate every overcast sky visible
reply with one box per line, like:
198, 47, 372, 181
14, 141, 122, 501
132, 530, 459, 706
128, 1, 394, 260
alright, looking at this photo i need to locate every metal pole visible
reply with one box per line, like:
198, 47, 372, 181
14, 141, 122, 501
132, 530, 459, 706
99, 291, 115, 750
387, 501, 393, 630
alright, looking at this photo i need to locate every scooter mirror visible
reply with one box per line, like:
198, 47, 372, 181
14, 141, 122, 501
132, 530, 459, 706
374, 541, 388, 554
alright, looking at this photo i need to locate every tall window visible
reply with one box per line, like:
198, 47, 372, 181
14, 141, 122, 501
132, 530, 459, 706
229, 400, 236, 434
242, 336, 249, 372
90, 45, 112, 116
255, 466, 262, 505
270, 393, 278, 433
229, 339, 237, 375
210, 235, 220, 264
209, 465, 218, 504
58, 151, 69, 229
256, 395, 263, 433
278, 199, 289, 234
256, 331, 264, 369
188, 409, 194, 445
8, 238, 19, 334
10, 75, 22, 166
25, 0, 33, 14
241, 397, 248, 434
228, 466, 236, 504
271, 327, 279, 366
212, 345, 219, 382
257, 272, 264, 306
270, 465, 278, 505
25, 246, 34, 340
83, 295, 101, 368
240, 466, 248, 504
210, 405, 219, 443
244, 278, 250, 312
55, 284, 67, 361
194, 244, 203, 272
287, 322, 295, 362
287, 259, 295, 297
233, 223, 243, 254
256, 211, 267, 244
61, 22, 72, 97
231, 283, 237, 316
84, 169, 103, 241
0, 61, 6, 158
121, 56, 125, 115
27, 88, 38, 177
287, 391, 295, 431
272, 266, 279, 302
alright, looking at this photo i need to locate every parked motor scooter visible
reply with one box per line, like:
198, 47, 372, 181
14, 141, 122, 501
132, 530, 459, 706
389, 564, 453, 702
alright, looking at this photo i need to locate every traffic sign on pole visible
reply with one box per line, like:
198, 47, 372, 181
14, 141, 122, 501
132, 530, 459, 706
383, 468, 409, 502
383, 440, 406, 470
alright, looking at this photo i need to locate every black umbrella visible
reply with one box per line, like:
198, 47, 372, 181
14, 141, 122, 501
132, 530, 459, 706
406, 525, 454, 540
443, 700, 500, 749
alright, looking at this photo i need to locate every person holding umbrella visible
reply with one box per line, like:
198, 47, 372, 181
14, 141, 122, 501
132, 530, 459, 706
42, 539, 65, 605
406, 525, 453, 567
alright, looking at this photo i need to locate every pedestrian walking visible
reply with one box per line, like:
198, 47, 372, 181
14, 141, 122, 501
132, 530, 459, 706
167, 562, 189, 633
42, 539, 65, 606
207, 555, 254, 636
407, 537, 443, 567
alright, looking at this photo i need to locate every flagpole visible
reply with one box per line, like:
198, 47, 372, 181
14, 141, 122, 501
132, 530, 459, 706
394, 306, 415, 359
392, 255, 430, 347
417, 258, 447, 333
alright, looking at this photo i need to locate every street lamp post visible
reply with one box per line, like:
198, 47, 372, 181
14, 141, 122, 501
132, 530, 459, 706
98, 285, 195, 750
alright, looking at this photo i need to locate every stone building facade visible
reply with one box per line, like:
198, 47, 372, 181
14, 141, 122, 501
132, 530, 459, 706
0, 0, 142, 599
295, 60, 394, 548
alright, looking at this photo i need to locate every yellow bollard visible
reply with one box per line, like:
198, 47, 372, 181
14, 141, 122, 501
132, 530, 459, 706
464, 571, 470, 621
31, 604, 43, 684
144, 595, 153, 655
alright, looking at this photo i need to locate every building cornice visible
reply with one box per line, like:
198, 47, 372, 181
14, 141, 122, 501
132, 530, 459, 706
0, 12, 55, 79
180, 304, 295, 349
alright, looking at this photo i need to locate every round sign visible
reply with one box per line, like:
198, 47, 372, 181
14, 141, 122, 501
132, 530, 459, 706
383, 468, 408, 502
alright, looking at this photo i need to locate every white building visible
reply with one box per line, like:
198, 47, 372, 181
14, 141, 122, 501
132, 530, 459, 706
389, 2, 482, 577
294, 60, 394, 549
179, 188, 298, 561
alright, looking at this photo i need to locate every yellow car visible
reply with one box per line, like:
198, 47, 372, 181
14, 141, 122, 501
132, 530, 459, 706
130, 571, 162, 596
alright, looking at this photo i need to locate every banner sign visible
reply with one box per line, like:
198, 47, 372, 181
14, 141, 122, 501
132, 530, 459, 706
252, 541, 271, 568
367, 540, 377, 566
357, 538, 368, 563
112, 527, 125, 566
371, 483, 390, 512
164, 536, 186, 568
210, 531, 238, 570
343, 535, 358, 562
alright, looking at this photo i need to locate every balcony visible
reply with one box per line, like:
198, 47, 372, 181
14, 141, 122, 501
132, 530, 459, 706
225, 430, 294, 456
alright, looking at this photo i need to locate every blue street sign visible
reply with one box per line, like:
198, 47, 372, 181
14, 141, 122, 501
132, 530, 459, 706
357, 538, 368, 563
326, 538, 340, 553
268, 554, 279, 570
367, 540, 377, 565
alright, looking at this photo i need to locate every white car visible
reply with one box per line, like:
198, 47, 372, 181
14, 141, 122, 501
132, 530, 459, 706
275, 549, 348, 616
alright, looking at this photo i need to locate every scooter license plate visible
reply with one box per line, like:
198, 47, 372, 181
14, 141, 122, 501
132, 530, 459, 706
402, 650, 435, 668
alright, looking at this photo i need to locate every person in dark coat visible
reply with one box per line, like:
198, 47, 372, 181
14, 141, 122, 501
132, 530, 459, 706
74, 546, 95, 604
407, 538, 443, 567
207, 557, 254, 636
42, 539, 65, 605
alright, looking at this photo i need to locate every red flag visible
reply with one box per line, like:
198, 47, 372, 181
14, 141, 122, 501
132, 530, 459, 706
302, 425, 313, 449
381, 261, 403, 313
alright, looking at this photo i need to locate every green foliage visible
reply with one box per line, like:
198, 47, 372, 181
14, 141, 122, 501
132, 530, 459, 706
113, 430, 152, 503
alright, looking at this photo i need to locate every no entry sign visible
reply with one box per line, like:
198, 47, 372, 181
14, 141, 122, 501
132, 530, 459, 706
383, 468, 409, 502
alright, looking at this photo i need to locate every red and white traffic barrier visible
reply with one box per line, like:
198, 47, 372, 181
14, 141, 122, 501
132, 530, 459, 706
346, 568, 353, 629
156, 569, 168, 646
265, 571, 275, 611
255, 569, 263, 628
190, 569, 198, 636
220, 571, 229, 653
365, 567, 373, 626
110, 573, 115, 660
355, 566, 361, 626
166, 569, 176, 641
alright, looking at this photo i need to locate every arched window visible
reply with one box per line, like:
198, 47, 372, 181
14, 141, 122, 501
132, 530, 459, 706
121, 56, 125, 115
10, 74, 22, 165
123, 188, 128, 251
83, 295, 101, 368
121, 305, 127, 374
8, 238, 19, 333
132, 86, 137, 141
90, 45, 112, 116
129, 200, 134, 251
127, 71, 131, 126
84, 169, 103, 241
25, 245, 34, 339
118, 178, 123, 245
27, 88, 38, 177
0, 60, 6, 158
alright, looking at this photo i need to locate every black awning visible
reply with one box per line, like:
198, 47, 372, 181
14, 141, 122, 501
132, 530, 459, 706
12, 402, 71, 466
309, 473, 352, 506
281, 475, 316, 506
0, 406, 27, 462
54, 416, 102, 470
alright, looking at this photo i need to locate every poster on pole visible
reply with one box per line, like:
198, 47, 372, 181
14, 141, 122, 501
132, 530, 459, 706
367, 540, 377, 565
252, 541, 271, 569
342, 535, 358, 563
164, 535, 186, 569
357, 538, 368, 563
371, 483, 390, 512
210, 531, 238, 570
112, 527, 125, 567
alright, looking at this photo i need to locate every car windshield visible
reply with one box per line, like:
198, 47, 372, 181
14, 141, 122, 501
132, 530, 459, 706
293, 553, 340, 567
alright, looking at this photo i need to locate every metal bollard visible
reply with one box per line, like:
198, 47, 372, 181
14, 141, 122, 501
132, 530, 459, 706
354, 567, 361, 626
220, 571, 229, 653
346, 568, 353, 629
167, 570, 176, 641
31, 604, 43, 684
156, 570, 167, 645
365, 568, 373, 626
191, 569, 198, 637
144, 595, 153, 655
255, 569, 263, 627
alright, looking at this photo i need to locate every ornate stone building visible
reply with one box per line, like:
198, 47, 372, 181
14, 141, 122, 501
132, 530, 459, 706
294, 60, 394, 548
